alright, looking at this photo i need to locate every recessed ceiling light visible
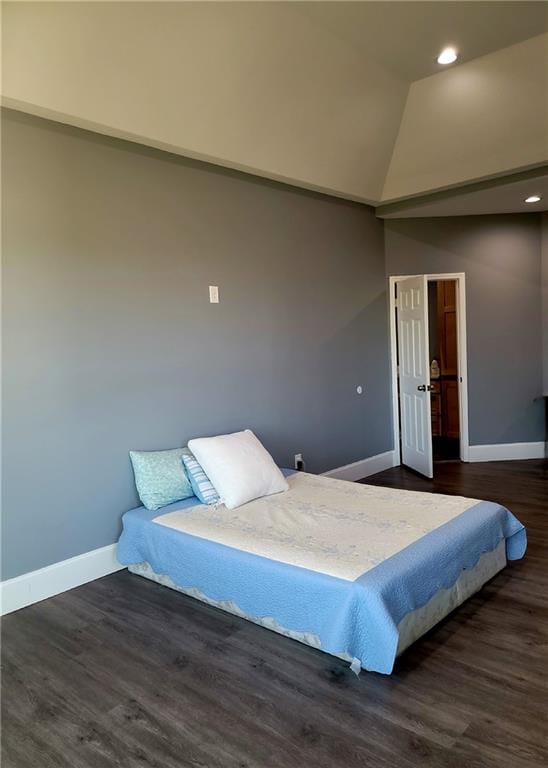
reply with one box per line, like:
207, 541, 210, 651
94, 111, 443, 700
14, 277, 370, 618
437, 47, 458, 65
525, 195, 542, 204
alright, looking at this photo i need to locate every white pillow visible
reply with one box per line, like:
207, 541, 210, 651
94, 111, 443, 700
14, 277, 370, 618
187, 430, 288, 509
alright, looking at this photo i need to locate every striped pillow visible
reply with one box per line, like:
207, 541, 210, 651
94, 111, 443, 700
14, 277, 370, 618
182, 447, 220, 505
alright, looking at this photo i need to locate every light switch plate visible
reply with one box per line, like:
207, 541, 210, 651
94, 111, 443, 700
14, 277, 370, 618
209, 285, 219, 303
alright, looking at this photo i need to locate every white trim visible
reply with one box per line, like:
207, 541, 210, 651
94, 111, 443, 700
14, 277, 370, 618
388, 279, 401, 465
322, 450, 397, 482
388, 272, 470, 471
468, 442, 545, 462
0, 544, 124, 616
454, 275, 470, 461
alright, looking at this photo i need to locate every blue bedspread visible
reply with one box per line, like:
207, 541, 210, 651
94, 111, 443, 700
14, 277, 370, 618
117, 481, 526, 674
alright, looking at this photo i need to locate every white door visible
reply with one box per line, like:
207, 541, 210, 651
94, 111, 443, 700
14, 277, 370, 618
396, 275, 433, 478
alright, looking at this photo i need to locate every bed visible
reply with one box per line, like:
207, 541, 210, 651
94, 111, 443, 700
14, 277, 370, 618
117, 471, 526, 674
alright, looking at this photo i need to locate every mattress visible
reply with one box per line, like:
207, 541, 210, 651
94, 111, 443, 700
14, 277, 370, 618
117, 472, 526, 674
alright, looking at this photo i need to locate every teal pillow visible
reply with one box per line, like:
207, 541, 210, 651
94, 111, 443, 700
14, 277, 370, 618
129, 448, 193, 511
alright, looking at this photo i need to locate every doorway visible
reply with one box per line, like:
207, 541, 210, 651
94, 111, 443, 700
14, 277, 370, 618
388, 273, 470, 478
428, 280, 460, 461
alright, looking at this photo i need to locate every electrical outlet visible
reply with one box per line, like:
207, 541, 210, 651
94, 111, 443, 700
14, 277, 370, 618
294, 453, 304, 471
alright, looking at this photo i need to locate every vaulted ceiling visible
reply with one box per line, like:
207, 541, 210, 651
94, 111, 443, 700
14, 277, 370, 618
2, 2, 547, 214
298, 1, 547, 81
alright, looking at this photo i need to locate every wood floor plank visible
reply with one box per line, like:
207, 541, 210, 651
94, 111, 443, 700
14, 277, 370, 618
2, 459, 547, 767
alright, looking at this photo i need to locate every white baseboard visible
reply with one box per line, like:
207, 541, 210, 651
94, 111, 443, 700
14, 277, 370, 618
0, 453, 396, 615
5, 439, 540, 616
0, 544, 125, 616
468, 441, 545, 462
322, 449, 397, 482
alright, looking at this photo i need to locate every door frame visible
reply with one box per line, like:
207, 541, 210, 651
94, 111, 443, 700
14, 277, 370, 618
388, 272, 470, 467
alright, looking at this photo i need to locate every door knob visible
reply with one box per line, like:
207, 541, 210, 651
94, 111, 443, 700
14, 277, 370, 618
417, 384, 426, 391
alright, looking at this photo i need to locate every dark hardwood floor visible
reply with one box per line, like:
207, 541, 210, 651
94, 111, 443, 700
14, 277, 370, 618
2, 459, 547, 768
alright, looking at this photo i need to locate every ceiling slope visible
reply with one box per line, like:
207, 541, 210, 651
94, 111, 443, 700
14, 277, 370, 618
1, 1, 407, 203
297, 1, 547, 81
2, 2, 547, 207
382, 34, 548, 203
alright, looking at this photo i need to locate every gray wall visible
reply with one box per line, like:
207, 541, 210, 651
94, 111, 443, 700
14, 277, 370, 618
2, 109, 392, 579
542, 212, 548, 394
384, 215, 544, 446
